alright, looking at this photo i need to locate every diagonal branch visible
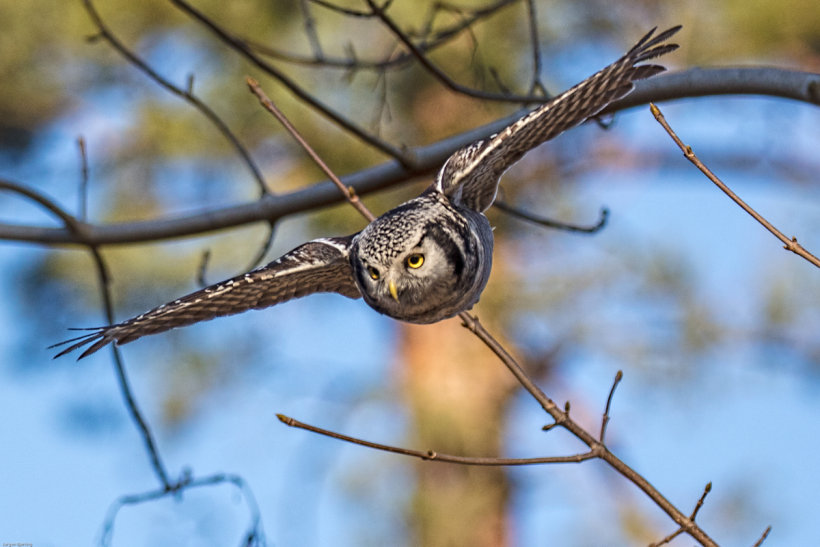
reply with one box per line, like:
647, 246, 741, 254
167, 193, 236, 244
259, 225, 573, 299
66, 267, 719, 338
650, 102, 820, 269
459, 314, 719, 547
247, 78, 376, 222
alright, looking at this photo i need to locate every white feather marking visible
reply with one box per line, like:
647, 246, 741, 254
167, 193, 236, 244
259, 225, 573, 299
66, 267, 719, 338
272, 261, 320, 277
314, 237, 350, 255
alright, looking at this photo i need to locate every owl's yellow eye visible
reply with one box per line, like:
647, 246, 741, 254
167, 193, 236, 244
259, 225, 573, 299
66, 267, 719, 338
405, 253, 424, 269
367, 266, 380, 280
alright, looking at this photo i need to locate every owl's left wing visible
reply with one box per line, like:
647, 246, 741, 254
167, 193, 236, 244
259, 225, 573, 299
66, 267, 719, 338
436, 26, 680, 212
51, 236, 360, 359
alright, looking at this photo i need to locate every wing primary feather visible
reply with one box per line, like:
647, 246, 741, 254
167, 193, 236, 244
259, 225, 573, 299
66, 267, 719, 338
437, 25, 681, 212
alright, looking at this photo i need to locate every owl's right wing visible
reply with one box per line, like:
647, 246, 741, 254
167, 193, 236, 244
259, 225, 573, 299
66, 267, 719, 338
51, 236, 361, 359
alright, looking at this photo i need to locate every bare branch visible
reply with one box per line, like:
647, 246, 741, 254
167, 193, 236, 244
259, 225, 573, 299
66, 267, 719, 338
298, 0, 324, 60
100, 472, 264, 546
650, 482, 713, 547
365, 0, 548, 103
753, 526, 772, 547
2, 67, 815, 247
277, 414, 596, 466
649, 528, 684, 547
458, 313, 719, 547
246, 78, 376, 222
83, 0, 270, 196
599, 369, 623, 443
77, 136, 89, 221
0, 179, 173, 489
523, 0, 546, 96
690, 482, 712, 520
650, 102, 820, 269
307, 0, 379, 17
243, 222, 278, 271
167, 0, 412, 163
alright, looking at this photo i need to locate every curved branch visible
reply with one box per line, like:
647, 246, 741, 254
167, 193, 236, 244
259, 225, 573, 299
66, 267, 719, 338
493, 201, 609, 233
650, 102, 820, 268
1, 67, 817, 246
101, 472, 263, 546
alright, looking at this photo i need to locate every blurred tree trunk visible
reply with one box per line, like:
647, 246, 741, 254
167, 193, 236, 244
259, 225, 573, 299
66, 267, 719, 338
398, 317, 518, 547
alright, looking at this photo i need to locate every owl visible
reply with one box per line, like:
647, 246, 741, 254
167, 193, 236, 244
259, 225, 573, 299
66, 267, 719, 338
53, 26, 680, 359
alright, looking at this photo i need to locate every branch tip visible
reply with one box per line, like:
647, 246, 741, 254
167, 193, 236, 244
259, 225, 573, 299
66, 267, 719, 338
753, 525, 772, 547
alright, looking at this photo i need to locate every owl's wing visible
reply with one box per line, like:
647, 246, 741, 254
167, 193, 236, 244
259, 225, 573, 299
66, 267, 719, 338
51, 236, 360, 359
436, 26, 680, 212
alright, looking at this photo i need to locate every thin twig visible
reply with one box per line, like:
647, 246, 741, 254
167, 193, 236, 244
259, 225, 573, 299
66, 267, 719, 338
84, 0, 270, 196
650, 102, 820, 268
523, 0, 546, 96
649, 528, 684, 547
752, 525, 772, 547
365, 0, 547, 104
307, 0, 379, 17
100, 472, 264, 546
599, 369, 623, 443
77, 136, 89, 221
243, 221, 277, 271
690, 482, 712, 520
649, 482, 712, 547
299, 0, 324, 60
196, 249, 211, 287
246, 77, 376, 222
277, 414, 595, 466
168, 0, 412, 164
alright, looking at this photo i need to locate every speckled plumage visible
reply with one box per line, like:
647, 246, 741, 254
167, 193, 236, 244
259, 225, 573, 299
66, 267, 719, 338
53, 26, 679, 359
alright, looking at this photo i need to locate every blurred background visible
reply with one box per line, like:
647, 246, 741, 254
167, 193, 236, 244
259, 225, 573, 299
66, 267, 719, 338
0, 0, 819, 545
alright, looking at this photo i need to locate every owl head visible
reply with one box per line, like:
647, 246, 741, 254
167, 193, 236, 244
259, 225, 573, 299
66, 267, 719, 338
350, 195, 493, 324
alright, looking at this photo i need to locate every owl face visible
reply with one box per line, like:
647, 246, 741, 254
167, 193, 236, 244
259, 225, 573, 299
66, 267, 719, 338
351, 194, 493, 324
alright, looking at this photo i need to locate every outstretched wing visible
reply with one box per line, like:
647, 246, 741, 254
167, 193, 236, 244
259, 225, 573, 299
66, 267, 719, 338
51, 236, 360, 359
436, 25, 681, 212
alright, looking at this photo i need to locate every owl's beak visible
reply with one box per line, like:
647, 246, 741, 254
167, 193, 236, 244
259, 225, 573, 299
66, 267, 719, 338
388, 280, 399, 302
